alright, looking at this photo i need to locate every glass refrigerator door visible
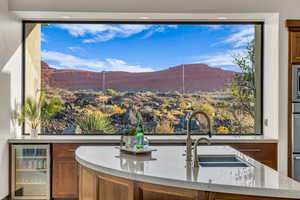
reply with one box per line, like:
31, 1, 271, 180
11, 144, 50, 200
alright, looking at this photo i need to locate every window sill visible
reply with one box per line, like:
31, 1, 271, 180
8, 135, 278, 144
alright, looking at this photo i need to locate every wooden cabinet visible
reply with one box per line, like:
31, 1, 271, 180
79, 165, 291, 200
79, 166, 134, 200
52, 144, 80, 199
79, 166, 205, 200
207, 192, 286, 200
79, 166, 98, 200
229, 143, 277, 170
291, 32, 300, 63
53, 142, 277, 199
135, 182, 204, 200
98, 172, 134, 200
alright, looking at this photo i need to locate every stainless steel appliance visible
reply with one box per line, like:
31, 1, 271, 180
293, 66, 300, 102
293, 65, 300, 181
11, 144, 51, 200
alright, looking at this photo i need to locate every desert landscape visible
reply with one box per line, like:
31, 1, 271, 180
40, 61, 255, 135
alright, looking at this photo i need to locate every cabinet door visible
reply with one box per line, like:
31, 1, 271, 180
52, 159, 79, 199
136, 182, 202, 200
208, 192, 283, 200
79, 166, 97, 200
52, 144, 80, 199
291, 32, 300, 63
98, 173, 134, 200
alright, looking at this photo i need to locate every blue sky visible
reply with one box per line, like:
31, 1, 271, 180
41, 23, 255, 72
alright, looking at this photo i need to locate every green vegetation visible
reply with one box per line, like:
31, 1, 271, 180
106, 89, 118, 96
77, 112, 115, 134
155, 120, 174, 134
42, 97, 64, 121
40, 41, 257, 135
13, 92, 64, 134
13, 94, 45, 132
193, 103, 215, 118
227, 40, 256, 133
230, 40, 256, 118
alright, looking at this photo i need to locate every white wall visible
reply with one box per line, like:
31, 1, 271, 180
0, 0, 299, 197
0, 0, 21, 198
9, 0, 300, 175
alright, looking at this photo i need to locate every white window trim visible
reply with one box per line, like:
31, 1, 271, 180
15, 12, 279, 139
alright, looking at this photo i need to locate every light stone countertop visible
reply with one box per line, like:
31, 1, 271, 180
76, 145, 300, 199
8, 135, 278, 144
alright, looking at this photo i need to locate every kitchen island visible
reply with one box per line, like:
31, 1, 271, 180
75, 145, 300, 200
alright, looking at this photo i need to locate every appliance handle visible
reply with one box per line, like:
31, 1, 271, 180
294, 156, 300, 160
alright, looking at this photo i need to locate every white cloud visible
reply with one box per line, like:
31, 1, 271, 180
55, 24, 114, 37
211, 26, 255, 48
42, 50, 154, 72
142, 25, 177, 39
224, 28, 254, 47
194, 49, 246, 72
41, 32, 46, 42
55, 24, 177, 43
205, 25, 223, 30
67, 46, 85, 53
216, 26, 254, 48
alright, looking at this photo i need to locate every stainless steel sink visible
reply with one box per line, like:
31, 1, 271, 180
198, 155, 250, 167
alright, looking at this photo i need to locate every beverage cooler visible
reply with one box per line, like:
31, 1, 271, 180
11, 144, 50, 200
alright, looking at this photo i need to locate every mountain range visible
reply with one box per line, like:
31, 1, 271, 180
41, 61, 235, 92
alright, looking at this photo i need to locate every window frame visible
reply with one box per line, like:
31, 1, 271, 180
22, 20, 264, 136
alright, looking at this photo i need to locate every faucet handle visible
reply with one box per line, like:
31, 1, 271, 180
208, 131, 212, 138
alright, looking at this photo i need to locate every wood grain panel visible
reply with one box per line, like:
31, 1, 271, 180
52, 144, 80, 199
53, 159, 79, 199
79, 166, 98, 200
98, 173, 134, 200
136, 182, 202, 200
287, 20, 300, 28
53, 143, 80, 159
78, 163, 296, 200
291, 32, 300, 63
208, 192, 290, 200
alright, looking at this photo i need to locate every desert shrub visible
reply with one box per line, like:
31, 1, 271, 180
112, 105, 126, 114
106, 89, 118, 96
155, 120, 174, 134
193, 103, 215, 117
171, 110, 184, 116
166, 113, 177, 121
83, 104, 97, 112
179, 101, 190, 110
217, 126, 230, 134
153, 110, 162, 117
77, 112, 115, 134
220, 111, 233, 120
42, 96, 64, 120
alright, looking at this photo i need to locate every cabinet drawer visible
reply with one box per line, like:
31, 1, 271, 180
53, 144, 80, 159
291, 32, 300, 63
229, 143, 277, 170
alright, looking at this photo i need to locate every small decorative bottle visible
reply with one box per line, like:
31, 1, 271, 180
135, 120, 144, 150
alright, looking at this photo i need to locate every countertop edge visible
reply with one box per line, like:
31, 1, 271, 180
7, 136, 278, 144
75, 153, 300, 199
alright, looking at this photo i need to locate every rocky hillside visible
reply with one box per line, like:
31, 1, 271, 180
41, 61, 235, 92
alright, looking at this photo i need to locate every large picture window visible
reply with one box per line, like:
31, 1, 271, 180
23, 22, 263, 135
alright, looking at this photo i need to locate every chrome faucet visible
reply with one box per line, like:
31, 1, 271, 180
193, 137, 211, 167
186, 111, 212, 162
